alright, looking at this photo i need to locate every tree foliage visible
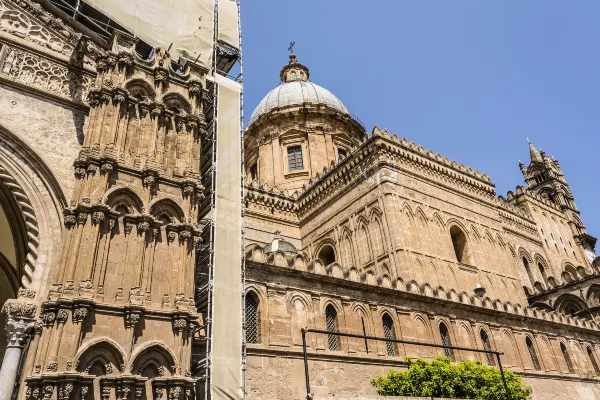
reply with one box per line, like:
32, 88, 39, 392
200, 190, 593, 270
370, 357, 532, 400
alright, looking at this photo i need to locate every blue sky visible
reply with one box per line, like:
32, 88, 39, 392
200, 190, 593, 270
241, 1, 599, 236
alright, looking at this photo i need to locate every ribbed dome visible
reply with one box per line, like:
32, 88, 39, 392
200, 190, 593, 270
263, 239, 298, 254
249, 81, 348, 125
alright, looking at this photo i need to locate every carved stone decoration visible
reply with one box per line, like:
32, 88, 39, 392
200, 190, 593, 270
142, 173, 156, 188
117, 386, 131, 400
185, 388, 193, 400
43, 385, 54, 399
1, 297, 37, 319
46, 361, 58, 372
74, 167, 86, 179
137, 221, 150, 232
64, 213, 77, 228
80, 385, 89, 399
18, 288, 36, 299
56, 309, 69, 323
92, 211, 106, 225
172, 318, 187, 333
4, 318, 34, 348
154, 386, 164, 400
0, 45, 92, 105
72, 307, 88, 323
59, 383, 73, 400
125, 312, 141, 329
100, 162, 114, 175
124, 222, 134, 235
168, 386, 181, 400
40, 311, 56, 326
77, 212, 88, 225
101, 385, 111, 400
135, 387, 143, 400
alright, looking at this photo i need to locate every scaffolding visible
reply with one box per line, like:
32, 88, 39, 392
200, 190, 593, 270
193, 1, 244, 399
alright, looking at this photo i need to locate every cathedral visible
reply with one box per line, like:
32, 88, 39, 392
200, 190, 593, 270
0, 1, 599, 399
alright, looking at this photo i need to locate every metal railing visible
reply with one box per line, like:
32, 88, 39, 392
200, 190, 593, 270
300, 328, 512, 400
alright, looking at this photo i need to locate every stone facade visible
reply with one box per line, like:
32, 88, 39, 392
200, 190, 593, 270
242, 55, 600, 399
0, 0, 208, 398
0, 1, 599, 399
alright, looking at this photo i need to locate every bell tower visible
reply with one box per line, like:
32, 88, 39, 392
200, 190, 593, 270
21, 32, 207, 399
520, 140, 596, 263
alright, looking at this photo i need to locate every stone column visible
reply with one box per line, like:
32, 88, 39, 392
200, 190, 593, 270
0, 318, 34, 400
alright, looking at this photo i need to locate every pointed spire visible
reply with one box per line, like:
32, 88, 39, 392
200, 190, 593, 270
528, 139, 543, 163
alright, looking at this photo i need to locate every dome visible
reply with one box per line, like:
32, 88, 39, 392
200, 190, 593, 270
263, 239, 298, 254
248, 53, 349, 125
249, 81, 348, 124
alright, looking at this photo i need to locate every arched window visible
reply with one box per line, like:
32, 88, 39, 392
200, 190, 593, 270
450, 226, 469, 264
291, 71, 297, 80
440, 322, 455, 361
369, 219, 384, 257
587, 347, 600, 376
526, 337, 541, 370
317, 245, 335, 266
538, 262, 547, 279
339, 233, 353, 268
480, 329, 495, 366
561, 343, 574, 373
382, 314, 396, 356
245, 292, 260, 344
325, 305, 341, 351
357, 225, 371, 264
522, 256, 535, 286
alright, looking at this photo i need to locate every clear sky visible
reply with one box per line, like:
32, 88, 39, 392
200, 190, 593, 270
241, 1, 599, 237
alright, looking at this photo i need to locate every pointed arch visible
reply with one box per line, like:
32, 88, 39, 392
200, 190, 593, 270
525, 335, 541, 371
245, 290, 261, 344
338, 226, 354, 268
369, 216, 385, 257
123, 78, 157, 101
381, 312, 397, 356
104, 186, 145, 214
356, 220, 371, 265
76, 338, 126, 374
130, 341, 178, 376
149, 197, 186, 223
160, 92, 192, 115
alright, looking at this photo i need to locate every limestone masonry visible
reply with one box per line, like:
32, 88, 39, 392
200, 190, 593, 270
0, 1, 598, 399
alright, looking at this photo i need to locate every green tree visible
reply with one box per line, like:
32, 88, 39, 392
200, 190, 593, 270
370, 357, 532, 400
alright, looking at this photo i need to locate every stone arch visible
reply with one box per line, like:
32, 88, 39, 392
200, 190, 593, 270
537, 334, 557, 371
448, 224, 472, 264
130, 341, 178, 376
456, 321, 476, 361
123, 78, 157, 101
315, 240, 336, 266
244, 287, 264, 344
563, 262, 580, 281
355, 219, 371, 265
0, 126, 66, 360
338, 226, 354, 268
148, 198, 185, 223
0, 125, 65, 289
287, 292, 312, 345
500, 329, 521, 368
554, 293, 588, 317
586, 284, 600, 307
160, 92, 192, 115
104, 186, 145, 214
76, 338, 126, 374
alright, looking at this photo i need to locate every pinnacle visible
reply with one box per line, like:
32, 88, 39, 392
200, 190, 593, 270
528, 140, 543, 163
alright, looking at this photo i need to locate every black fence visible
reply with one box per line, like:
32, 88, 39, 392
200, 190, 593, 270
300, 328, 512, 400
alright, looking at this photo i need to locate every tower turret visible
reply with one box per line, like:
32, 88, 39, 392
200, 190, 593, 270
520, 140, 596, 263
